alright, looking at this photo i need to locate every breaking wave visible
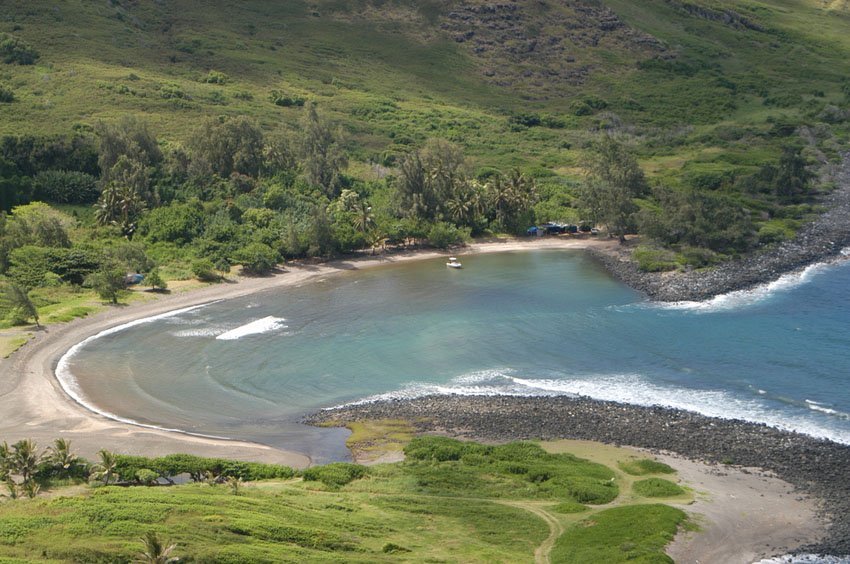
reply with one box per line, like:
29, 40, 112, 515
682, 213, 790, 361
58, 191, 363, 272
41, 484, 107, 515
215, 316, 288, 340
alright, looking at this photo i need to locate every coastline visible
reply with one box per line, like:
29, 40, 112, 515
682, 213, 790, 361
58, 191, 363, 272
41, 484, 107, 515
3, 233, 849, 558
307, 395, 850, 558
591, 153, 850, 302
0, 237, 613, 467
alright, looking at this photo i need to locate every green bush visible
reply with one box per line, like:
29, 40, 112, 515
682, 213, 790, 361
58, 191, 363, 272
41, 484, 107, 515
204, 70, 229, 84
427, 222, 468, 249
302, 463, 367, 488
232, 242, 278, 275
32, 170, 99, 204
0, 85, 14, 103
632, 478, 685, 498
269, 89, 306, 107
617, 459, 675, 476
191, 258, 217, 281
0, 33, 39, 65
633, 246, 677, 272
135, 469, 159, 486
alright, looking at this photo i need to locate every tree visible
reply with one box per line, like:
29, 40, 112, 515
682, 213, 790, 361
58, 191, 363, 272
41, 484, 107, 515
187, 117, 265, 180
91, 449, 118, 486
1, 281, 40, 327
95, 182, 147, 238
48, 438, 77, 473
775, 145, 813, 203
4, 201, 73, 249
395, 139, 468, 222
579, 137, 647, 243
233, 242, 278, 275
137, 531, 179, 564
146, 267, 167, 291
96, 117, 162, 182
86, 262, 127, 304
299, 103, 348, 197
10, 439, 42, 484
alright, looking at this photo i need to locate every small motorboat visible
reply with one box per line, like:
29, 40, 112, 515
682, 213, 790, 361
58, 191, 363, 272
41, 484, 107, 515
446, 257, 463, 269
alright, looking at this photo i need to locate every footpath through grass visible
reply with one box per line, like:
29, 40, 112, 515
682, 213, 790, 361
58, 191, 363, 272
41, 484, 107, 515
0, 436, 691, 563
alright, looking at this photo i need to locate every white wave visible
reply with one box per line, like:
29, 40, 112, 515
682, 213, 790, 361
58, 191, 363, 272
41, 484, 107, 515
632, 249, 850, 314
215, 316, 287, 340
171, 327, 227, 338
657, 263, 834, 313
55, 301, 232, 441
806, 400, 849, 419
756, 554, 850, 564
337, 371, 850, 444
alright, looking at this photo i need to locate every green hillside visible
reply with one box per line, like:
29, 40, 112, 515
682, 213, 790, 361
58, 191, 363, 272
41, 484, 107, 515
1, 0, 849, 170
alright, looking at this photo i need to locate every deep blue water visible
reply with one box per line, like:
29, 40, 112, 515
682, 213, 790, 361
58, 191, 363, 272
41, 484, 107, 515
62, 250, 850, 462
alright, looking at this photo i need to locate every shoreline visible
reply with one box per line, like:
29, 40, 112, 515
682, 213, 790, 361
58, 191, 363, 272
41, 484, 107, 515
591, 152, 850, 302
307, 395, 850, 557
0, 237, 613, 467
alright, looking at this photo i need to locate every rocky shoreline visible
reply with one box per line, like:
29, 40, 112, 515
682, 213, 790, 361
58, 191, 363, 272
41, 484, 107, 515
307, 395, 850, 556
587, 154, 850, 302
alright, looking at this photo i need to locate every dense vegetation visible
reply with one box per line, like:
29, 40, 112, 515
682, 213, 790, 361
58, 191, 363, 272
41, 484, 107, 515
0, 436, 688, 563
1, 0, 849, 329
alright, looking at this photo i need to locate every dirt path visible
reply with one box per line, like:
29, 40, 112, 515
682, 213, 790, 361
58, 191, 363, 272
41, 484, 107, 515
499, 501, 564, 564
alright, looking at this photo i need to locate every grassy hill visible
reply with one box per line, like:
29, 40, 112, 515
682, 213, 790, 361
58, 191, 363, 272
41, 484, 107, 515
1, 0, 849, 174
0, 437, 689, 563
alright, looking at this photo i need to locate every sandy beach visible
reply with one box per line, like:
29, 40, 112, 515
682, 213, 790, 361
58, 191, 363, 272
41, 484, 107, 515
0, 237, 612, 467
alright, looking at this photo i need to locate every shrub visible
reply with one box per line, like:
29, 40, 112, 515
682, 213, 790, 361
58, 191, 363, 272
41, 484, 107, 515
632, 478, 685, 498
633, 246, 677, 272
204, 70, 228, 84
135, 469, 159, 486
32, 170, 99, 204
302, 463, 367, 488
427, 222, 468, 249
191, 258, 217, 281
0, 85, 14, 103
0, 33, 39, 65
232, 242, 278, 275
269, 89, 306, 107
617, 458, 675, 476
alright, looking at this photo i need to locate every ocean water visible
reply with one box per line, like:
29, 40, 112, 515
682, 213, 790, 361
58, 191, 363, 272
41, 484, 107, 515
61, 250, 850, 463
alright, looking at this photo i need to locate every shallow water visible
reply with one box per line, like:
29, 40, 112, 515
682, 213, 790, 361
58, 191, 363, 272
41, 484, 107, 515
62, 250, 850, 463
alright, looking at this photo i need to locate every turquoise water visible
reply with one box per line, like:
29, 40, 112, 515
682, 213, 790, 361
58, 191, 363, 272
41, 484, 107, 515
63, 250, 850, 463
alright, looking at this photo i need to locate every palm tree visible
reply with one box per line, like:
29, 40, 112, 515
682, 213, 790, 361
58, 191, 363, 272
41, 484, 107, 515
49, 438, 77, 475
4, 478, 17, 500
0, 442, 10, 481
90, 449, 118, 486
22, 479, 40, 499
11, 439, 42, 484
351, 201, 375, 234
137, 531, 178, 564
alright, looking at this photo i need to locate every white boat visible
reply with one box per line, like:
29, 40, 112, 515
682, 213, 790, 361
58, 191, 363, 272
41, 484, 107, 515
446, 257, 462, 269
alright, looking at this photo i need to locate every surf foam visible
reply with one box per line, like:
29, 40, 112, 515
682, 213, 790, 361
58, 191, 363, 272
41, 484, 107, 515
215, 316, 287, 340
642, 249, 850, 314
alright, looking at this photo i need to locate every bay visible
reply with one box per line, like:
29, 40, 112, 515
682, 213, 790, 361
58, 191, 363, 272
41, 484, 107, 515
63, 250, 850, 463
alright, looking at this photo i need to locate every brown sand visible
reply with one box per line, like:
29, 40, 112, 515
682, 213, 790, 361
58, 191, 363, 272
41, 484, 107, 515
661, 453, 824, 564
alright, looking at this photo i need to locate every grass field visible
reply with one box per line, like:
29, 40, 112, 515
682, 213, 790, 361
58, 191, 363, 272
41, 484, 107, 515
0, 436, 690, 563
